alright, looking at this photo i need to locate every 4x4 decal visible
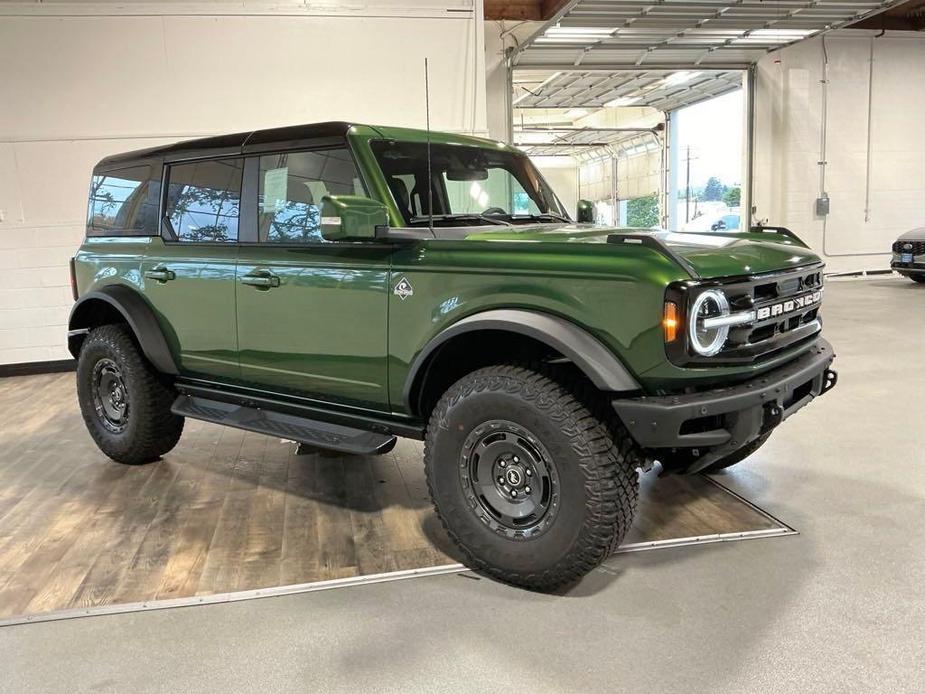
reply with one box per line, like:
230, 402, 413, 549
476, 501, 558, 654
393, 277, 414, 300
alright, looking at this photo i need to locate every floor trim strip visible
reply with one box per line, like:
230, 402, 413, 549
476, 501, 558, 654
0, 475, 796, 629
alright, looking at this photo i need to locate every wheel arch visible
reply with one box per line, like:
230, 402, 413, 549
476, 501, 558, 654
68, 285, 179, 375
403, 309, 640, 417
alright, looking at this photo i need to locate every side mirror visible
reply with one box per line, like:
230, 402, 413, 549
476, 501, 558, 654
576, 199, 594, 224
320, 195, 389, 241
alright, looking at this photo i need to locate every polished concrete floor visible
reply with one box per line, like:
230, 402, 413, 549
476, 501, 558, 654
2, 276, 923, 693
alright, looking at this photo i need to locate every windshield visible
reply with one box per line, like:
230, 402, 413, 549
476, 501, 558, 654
371, 140, 569, 227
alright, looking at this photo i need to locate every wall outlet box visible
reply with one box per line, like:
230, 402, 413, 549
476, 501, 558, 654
815, 195, 830, 216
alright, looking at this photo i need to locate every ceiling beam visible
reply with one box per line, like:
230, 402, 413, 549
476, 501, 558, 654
851, 0, 925, 30
484, 1, 542, 21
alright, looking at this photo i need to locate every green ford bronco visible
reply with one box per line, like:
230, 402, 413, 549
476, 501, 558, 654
69, 122, 837, 589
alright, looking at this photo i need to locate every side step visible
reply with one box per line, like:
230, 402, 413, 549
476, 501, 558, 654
171, 394, 397, 456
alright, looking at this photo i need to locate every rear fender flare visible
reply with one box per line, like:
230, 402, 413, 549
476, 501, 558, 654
68, 285, 178, 375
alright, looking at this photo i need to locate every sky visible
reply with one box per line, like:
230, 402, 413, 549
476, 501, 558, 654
675, 89, 744, 190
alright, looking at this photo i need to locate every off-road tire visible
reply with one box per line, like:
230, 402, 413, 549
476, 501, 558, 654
424, 365, 642, 591
76, 324, 183, 465
702, 431, 772, 473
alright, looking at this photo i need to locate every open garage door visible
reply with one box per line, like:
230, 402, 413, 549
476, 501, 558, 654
502, 0, 906, 232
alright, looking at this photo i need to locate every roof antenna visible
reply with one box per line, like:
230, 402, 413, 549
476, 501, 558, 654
424, 58, 435, 236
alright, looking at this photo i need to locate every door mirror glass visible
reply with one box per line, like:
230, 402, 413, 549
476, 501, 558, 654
576, 199, 595, 224
320, 195, 389, 241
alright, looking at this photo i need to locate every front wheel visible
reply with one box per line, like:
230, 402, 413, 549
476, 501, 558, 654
76, 324, 184, 465
424, 365, 641, 591
910, 274, 925, 284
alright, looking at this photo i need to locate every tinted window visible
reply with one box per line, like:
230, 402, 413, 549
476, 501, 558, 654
87, 165, 160, 236
165, 158, 244, 242
258, 148, 364, 243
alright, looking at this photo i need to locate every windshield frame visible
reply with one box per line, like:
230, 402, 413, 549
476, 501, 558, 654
369, 139, 570, 228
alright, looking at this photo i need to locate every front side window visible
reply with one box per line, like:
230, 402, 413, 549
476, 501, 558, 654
87, 165, 160, 236
164, 158, 244, 242
258, 148, 364, 243
371, 140, 568, 227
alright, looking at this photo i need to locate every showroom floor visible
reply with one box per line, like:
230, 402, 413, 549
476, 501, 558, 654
2, 276, 923, 693
0, 378, 783, 621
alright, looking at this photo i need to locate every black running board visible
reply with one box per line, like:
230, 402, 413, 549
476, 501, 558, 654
171, 394, 397, 456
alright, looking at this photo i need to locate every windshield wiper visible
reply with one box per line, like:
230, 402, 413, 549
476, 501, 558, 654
510, 213, 571, 224
411, 214, 512, 227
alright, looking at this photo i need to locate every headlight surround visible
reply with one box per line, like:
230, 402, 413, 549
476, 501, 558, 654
688, 289, 730, 356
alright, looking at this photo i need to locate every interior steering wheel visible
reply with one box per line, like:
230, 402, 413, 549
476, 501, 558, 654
482, 207, 507, 216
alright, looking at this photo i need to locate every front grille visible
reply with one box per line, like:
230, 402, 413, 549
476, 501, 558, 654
668, 264, 825, 366
892, 239, 925, 254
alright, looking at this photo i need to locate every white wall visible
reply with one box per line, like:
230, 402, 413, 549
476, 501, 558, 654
484, 19, 541, 142
752, 30, 925, 274
533, 158, 579, 217
0, 1, 485, 364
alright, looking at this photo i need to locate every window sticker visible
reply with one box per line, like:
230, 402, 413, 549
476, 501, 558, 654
263, 167, 288, 213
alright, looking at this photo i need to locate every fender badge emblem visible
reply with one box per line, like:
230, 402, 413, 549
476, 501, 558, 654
393, 277, 414, 300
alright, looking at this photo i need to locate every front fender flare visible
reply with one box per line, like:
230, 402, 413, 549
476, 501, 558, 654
68, 285, 179, 375
403, 309, 641, 411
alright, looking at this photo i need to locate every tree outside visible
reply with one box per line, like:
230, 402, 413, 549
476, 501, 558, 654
626, 194, 659, 228
702, 176, 725, 202
723, 186, 741, 207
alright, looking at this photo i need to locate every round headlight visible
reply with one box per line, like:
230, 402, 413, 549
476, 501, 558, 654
689, 289, 730, 356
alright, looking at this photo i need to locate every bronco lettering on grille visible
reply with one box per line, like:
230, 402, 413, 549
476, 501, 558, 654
755, 290, 822, 321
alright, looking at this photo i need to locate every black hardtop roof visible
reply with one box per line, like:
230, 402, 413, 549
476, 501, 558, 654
95, 121, 358, 171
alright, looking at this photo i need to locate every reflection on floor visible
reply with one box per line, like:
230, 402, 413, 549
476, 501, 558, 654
0, 373, 789, 622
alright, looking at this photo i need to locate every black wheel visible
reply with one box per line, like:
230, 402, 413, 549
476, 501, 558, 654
77, 324, 184, 465
701, 431, 772, 473
910, 275, 925, 284
424, 365, 642, 591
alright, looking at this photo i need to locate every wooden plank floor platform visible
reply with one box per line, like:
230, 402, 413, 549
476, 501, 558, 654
0, 373, 788, 622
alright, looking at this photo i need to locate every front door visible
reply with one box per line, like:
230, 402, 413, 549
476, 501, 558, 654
235, 147, 391, 410
141, 156, 245, 381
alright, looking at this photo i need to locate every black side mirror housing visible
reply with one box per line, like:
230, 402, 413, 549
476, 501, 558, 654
576, 199, 595, 224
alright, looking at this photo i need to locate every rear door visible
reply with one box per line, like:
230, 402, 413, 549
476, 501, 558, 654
235, 145, 391, 410
140, 156, 243, 381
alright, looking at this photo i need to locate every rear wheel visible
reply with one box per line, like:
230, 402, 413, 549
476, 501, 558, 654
910, 274, 925, 284
76, 324, 184, 465
424, 365, 641, 591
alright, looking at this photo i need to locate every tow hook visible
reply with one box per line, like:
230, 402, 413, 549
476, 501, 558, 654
821, 369, 838, 395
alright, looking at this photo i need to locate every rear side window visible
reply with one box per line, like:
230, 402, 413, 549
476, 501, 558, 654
87, 165, 160, 236
164, 158, 244, 242
257, 148, 364, 243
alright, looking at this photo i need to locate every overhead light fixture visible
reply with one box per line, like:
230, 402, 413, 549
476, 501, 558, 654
545, 26, 614, 36
604, 96, 641, 108
565, 108, 589, 119
663, 71, 701, 86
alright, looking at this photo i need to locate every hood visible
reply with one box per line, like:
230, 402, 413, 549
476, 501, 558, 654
463, 224, 821, 278
897, 227, 925, 242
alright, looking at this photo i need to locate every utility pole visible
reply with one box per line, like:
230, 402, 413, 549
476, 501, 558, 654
684, 146, 698, 224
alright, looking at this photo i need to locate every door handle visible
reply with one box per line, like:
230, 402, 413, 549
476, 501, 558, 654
144, 267, 175, 283
240, 271, 280, 289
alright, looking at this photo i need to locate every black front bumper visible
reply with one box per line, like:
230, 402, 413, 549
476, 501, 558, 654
892, 262, 925, 275
614, 339, 837, 473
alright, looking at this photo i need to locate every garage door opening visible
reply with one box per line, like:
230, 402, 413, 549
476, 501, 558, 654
511, 68, 746, 230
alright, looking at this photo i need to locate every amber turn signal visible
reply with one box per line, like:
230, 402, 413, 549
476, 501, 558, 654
663, 301, 679, 342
